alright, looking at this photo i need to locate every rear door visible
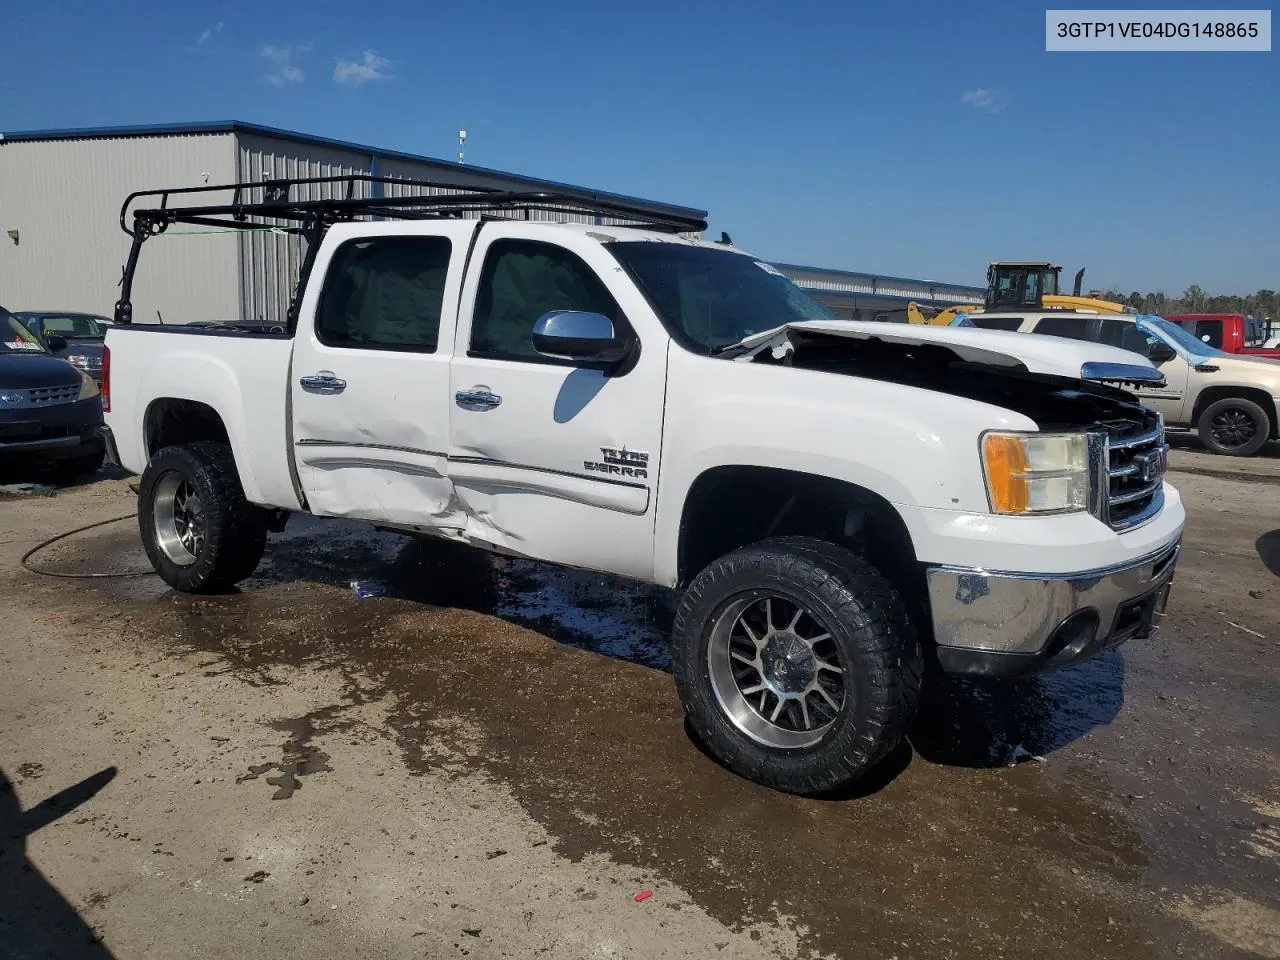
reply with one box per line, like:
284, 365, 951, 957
289, 221, 478, 527
445, 225, 667, 581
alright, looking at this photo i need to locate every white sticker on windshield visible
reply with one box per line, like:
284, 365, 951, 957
5, 340, 42, 351
754, 261, 784, 277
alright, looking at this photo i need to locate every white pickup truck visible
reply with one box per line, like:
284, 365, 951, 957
103, 177, 1184, 794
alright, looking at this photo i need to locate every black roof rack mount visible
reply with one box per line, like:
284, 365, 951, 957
113, 174, 709, 327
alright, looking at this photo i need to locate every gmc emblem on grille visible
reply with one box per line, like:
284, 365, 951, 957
1134, 447, 1168, 483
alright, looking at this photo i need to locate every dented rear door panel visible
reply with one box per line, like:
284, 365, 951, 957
289, 221, 478, 526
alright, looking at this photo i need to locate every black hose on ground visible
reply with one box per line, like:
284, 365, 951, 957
20, 513, 154, 579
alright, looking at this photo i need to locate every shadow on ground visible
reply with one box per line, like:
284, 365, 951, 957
1256, 529, 1280, 576
0, 765, 118, 958
246, 520, 678, 670
244, 519, 1125, 786
909, 652, 1126, 768
0, 462, 129, 497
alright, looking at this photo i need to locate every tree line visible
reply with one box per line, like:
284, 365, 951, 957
1096, 286, 1279, 318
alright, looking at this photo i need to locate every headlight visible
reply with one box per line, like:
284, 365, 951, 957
68, 354, 90, 369
77, 372, 100, 401
981, 431, 1091, 514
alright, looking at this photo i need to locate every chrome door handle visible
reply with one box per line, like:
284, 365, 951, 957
455, 388, 502, 411
300, 374, 346, 395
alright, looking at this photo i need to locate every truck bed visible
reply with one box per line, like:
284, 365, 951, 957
104, 324, 301, 511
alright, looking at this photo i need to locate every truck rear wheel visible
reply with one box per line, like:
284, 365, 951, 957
671, 536, 921, 795
138, 442, 269, 593
1198, 396, 1271, 456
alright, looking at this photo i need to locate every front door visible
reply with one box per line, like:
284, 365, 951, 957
1131, 356, 1190, 424
1120, 323, 1192, 425
290, 223, 476, 527
446, 227, 667, 581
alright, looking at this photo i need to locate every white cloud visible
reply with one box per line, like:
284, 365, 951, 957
191, 21, 222, 50
334, 50, 391, 87
262, 43, 309, 86
960, 87, 1007, 112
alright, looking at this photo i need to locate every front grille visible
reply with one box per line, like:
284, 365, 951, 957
1095, 411, 1167, 530
0, 422, 75, 442
25, 383, 80, 406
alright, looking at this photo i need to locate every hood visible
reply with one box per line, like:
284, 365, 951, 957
1194, 352, 1280, 388
1213, 352, 1280, 369
737, 321, 1162, 385
0, 352, 83, 388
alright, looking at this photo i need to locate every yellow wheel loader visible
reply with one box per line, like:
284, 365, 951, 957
906, 262, 1132, 325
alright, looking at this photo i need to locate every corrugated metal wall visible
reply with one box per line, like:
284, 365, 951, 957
376, 155, 650, 228
0, 134, 238, 322
234, 137, 686, 326
778, 265, 985, 307
235, 133, 374, 327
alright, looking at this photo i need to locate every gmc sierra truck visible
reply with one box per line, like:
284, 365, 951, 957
102, 176, 1185, 794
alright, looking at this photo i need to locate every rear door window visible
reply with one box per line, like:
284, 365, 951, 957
1171, 318, 1226, 349
314, 237, 452, 352
1193, 320, 1224, 349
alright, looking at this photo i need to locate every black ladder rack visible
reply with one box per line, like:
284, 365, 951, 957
114, 174, 708, 327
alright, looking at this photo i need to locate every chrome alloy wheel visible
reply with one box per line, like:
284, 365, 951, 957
706, 594, 847, 748
152, 471, 205, 566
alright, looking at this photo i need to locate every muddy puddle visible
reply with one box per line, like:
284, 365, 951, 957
24, 510, 1280, 958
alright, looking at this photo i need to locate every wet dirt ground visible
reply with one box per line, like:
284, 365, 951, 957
1, 450, 1278, 959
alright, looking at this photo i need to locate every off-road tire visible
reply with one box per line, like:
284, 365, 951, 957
671, 536, 922, 795
1198, 396, 1271, 456
138, 442, 269, 593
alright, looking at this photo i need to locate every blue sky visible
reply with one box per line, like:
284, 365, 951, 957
3, 0, 1277, 292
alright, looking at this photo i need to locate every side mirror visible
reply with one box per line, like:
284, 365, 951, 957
532, 310, 631, 365
1147, 341, 1176, 363
45, 334, 68, 352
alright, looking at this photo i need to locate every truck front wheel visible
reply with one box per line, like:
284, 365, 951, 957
671, 537, 921, 795
1198, 397, 1271, 456
138, 442, 269, 593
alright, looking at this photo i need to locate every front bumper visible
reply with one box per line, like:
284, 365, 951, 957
927, 537, 1180, 678
0, 398, 105, 461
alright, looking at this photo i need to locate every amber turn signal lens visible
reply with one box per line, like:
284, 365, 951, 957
983, 434, 1031, 513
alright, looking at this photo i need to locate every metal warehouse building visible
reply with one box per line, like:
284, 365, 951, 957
776, 263, 983, 321
0, 121, 707, 326
0, 120, 983, 326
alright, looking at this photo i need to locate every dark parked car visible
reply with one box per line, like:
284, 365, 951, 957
1, 307, 105, 479
17, 311, 111, 383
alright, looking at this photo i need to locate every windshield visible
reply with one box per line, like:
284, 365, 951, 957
606, 242, 836, 353
1139, 315, 1222, 358
2, 310, 49, 354
28, 314, 108, 340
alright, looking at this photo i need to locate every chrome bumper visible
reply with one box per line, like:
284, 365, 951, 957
926, 539, 1180, 677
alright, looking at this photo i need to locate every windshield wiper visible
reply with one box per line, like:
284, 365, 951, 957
708, 341, 752, 358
